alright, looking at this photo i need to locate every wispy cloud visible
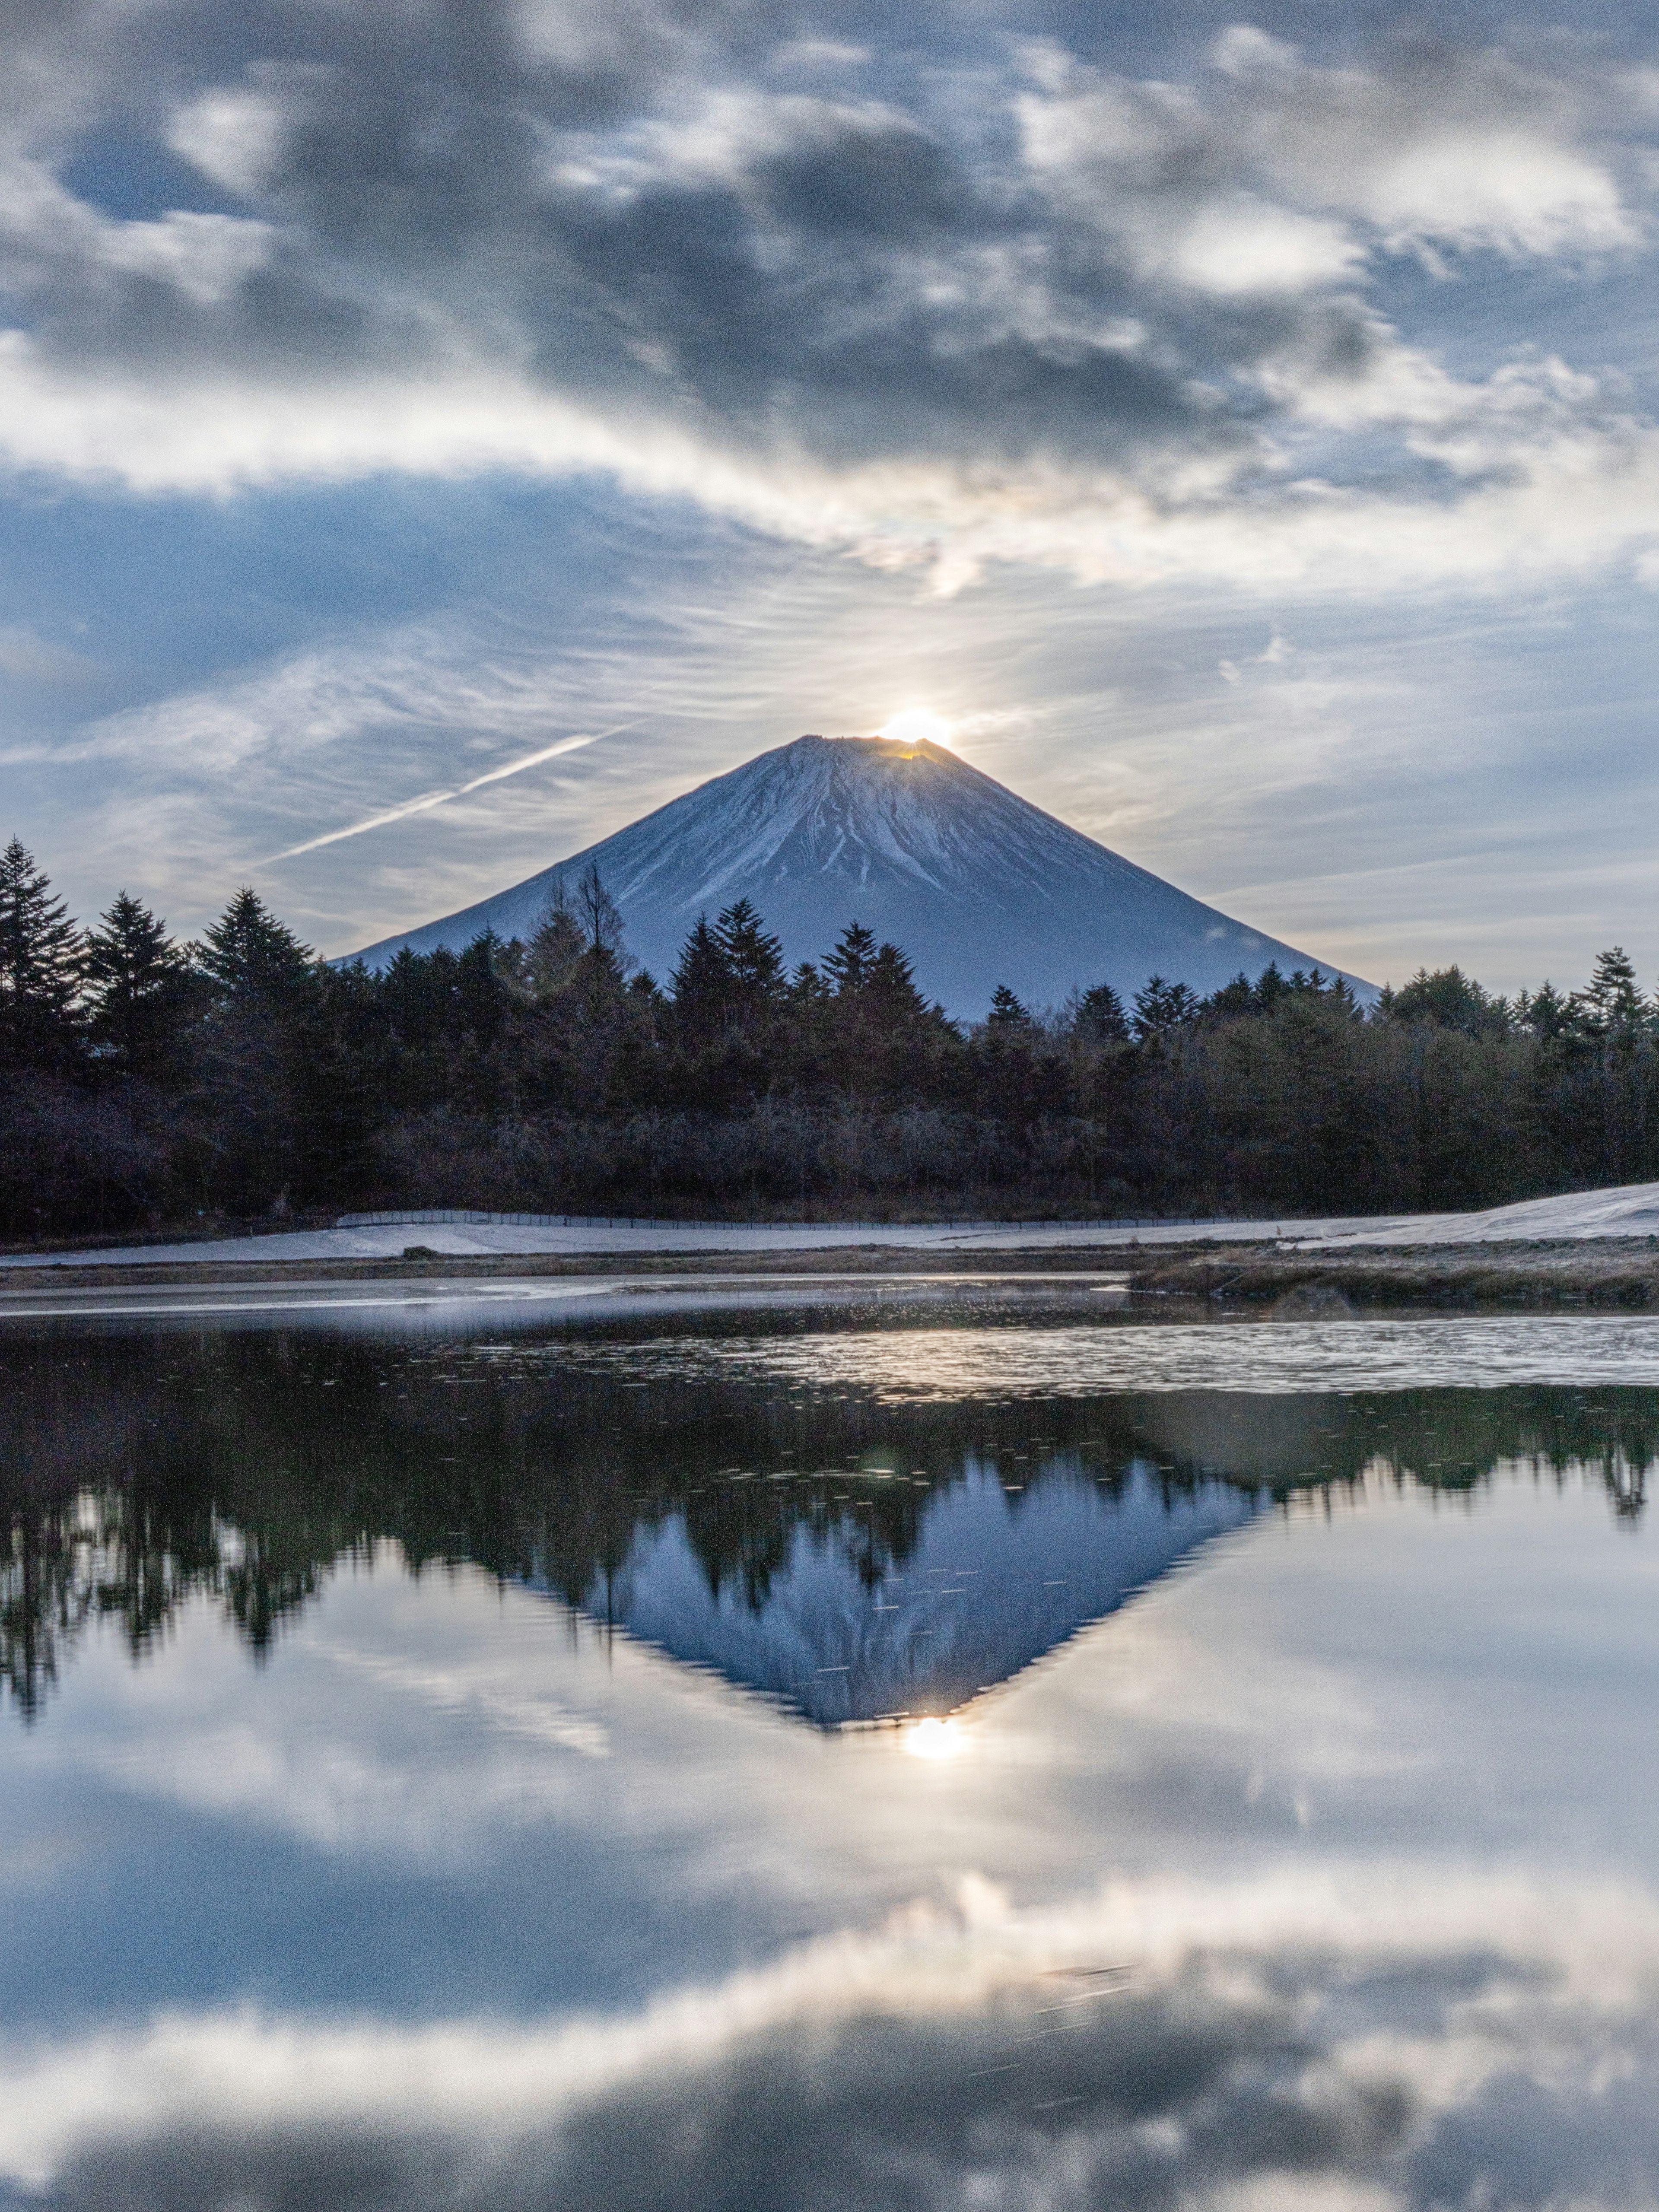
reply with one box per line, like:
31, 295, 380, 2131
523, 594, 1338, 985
262, 721, 645, 861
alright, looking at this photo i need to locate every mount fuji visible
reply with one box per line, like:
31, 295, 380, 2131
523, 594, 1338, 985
577, 1465, 1253, 1729
352, 733, 1365, 1014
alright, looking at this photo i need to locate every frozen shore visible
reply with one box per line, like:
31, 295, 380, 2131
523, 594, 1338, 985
7, 1180, 1659, 1271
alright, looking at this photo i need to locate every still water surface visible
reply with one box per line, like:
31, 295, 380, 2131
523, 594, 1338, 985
5, 1295, 1659, 2209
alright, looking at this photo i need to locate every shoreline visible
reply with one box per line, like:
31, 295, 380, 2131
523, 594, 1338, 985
0, 1236, 1656, 1309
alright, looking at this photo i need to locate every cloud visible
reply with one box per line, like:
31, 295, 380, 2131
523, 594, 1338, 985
8, 1864, 1659, 2209
11, 486, 1653, 983
262, 725, 626, 860
0, 620, 92, 684
1212, 33, 1640, 259
0, 5, 1648, 593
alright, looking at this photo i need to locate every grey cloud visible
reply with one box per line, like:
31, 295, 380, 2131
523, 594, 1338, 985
29, 1943, 1650, 2212
747, 112, 971, 238
0, 0, 1651, 585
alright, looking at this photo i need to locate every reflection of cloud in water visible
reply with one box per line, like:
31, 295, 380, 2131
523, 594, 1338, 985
9, 1326, 1659, 2211
11, 1868, 1659, 2212
312, 1640, 609, 1757
546, 1316, 1659, 1399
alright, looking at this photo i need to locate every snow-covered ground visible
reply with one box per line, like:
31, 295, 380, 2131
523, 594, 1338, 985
1293, 1180, 1659, 1247
0, 1213, 1352, 1269
6, 1182, 1659, 1269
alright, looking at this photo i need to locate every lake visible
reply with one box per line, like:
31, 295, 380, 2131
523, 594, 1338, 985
4, 1287, 1659, 2210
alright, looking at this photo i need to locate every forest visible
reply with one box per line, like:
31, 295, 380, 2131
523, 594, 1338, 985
3, 832, 1659, 1236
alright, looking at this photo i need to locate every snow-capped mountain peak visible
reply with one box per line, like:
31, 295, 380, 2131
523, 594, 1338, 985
351, 733, 1364, 1014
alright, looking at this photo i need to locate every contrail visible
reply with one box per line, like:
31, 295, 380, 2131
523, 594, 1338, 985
264, 718, 645, 863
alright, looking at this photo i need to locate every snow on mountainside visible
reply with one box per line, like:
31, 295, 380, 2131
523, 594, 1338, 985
351, 733, 1367, 1015
582, 1466, 1253, 1728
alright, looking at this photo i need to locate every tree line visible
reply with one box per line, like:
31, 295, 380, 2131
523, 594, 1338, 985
4, 831, 1659, 1234
4, 1325, 1650, 1715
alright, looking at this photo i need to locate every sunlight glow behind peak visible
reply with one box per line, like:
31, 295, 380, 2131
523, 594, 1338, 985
903, 1716, 965, 1759
879, 709, 955, 750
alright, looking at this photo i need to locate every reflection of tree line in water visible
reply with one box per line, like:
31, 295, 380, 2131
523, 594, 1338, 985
4, 1330, 1656, 1716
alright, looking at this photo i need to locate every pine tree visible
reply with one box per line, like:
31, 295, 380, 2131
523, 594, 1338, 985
789, 960, 830, 1007
866, 942, 929, 1021
0, 838, 83, 1071
1572, 947, 1647, 1042
1205, 974, 1256, 1017
81, 891, 198, 1082
672, 915, 734, 1038
196, 888, 315, 1004
715, 899, 786, 1004
457, 930, 515, 1052
1381, 965, 1503, 1037
524, 886, 586, 1001
986, 984, 1035, 1033
380, 946, 463, 1109
1132, 975, 1201, 1038
823, 922, 878, 996
1516, 980, 1572, 1041
1074, 981, 1131, 1041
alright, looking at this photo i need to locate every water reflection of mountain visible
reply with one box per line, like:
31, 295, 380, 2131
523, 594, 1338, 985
3, 1318, 1658, 1718
585, 1467, 1250, 1724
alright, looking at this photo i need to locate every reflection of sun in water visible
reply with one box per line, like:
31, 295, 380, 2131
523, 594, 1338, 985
879, 708, 955, 750
904, 1716, 965, 1758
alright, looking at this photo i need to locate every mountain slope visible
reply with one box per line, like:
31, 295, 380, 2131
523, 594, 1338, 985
351, 733, 1365, 1014
579, 1466, 1254, 1729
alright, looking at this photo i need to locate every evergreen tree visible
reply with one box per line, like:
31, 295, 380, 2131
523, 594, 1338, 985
1571, 947, 1648, 1042
1204, 973, 1257, 1017
789, 960, 830, 1007
823, 921, 878, 997
672, 915, 734, 1039
81, 891, 198, 1082
196, 888, 315, 1005
380, 945, 463, 1090
291, 960, 381, 1205
866, 942, 929, 1018
1252, 961, 1290, 1011
986, 984, 1036, 1033
715, 899, 786, 1004
0, 839, 83, 1071
1516, 981, 1573, 1041
1131, 975, 1201, 1038
1379, 965, 1504, 1037
457, 930, 515, 1049
1074, 981, 1131, 1041
665, 901, 788, 1101
830, 939, 952, 1100
524, 887, 586, 1001
189, 891, 320, 1214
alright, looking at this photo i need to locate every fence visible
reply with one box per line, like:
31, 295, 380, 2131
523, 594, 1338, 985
335, 1208, 1244, 1233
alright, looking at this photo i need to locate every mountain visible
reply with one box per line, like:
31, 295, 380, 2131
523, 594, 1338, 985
576, 1464, 1253, 1729
351, 733, 1366, 1014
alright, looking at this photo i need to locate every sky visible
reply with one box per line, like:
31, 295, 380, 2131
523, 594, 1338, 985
1, 0, 1658, 989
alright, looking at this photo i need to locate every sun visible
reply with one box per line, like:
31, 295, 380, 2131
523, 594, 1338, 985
878, 708, 955, 750
903, 1716, 966, 1759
